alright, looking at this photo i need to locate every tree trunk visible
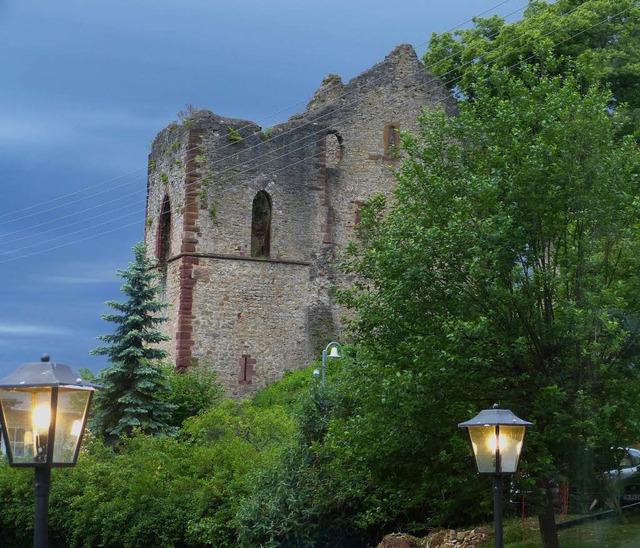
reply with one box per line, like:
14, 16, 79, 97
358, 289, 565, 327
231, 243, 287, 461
537, 484, 559, 548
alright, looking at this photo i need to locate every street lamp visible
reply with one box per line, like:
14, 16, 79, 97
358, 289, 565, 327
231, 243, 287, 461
315, 341, 343, 387
0, 355, 99, 548
459, 404, 532, 548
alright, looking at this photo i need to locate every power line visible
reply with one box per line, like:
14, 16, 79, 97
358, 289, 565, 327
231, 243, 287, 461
0, 207, 144, 258
3, 0, 629, 264
0, 188, 145, 244
0, 220, 144, 265
0, 0, 521, 228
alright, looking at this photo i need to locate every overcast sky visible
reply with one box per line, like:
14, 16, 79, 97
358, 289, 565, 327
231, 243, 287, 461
0, 0, 526, 379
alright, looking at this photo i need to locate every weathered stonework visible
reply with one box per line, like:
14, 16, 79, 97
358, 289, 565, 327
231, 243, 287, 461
144, 44, 455, 397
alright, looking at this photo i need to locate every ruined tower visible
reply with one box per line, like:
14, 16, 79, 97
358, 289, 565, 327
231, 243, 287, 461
144, 44, 455, 397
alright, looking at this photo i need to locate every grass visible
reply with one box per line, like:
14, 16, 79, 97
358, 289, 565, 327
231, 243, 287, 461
485, 510, 640, 547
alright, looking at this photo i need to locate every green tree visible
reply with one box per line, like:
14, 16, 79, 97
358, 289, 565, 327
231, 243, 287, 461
337, 66, 640, 547
163, 362, 224, 427
424, 0, 640, 133
90, 242, 176, 444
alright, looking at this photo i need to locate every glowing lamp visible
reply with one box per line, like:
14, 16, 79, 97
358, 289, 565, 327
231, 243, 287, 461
0, 355, 99, 548
0, 355, 99, 467
459, 404, 531, 474
458, 404, 532, 548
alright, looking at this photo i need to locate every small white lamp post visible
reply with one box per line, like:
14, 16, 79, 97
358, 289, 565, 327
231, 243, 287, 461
0, 355, 99, 548
459, 404, 532, 548
314, 341, 343, 387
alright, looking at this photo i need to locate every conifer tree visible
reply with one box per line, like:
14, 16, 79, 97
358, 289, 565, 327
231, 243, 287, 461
90, 242, 176, 444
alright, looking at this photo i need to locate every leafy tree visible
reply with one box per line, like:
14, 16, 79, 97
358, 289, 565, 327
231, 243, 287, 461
163, 362, 225, 427
0, 391, 297, 547
90, 242, 176, 444
237, 373, 370, 547
51, 401, 294, 548
0, 457, 33, 547
337, 65, 640, 547
424, 0, 640, 133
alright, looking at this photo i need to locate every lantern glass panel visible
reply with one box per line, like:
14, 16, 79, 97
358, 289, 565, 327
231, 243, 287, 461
52, 389, 91, 464
498, 425, 526, 474
0, 388, 52, 465
467, 424, 527, 474
467, 425, 498, 473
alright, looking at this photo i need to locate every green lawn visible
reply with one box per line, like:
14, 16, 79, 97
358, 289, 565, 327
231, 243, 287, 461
491, 511, 640, 547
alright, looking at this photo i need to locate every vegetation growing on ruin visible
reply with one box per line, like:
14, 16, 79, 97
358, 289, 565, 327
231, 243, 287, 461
177, 104, 199, 129
227, 126, 243, 143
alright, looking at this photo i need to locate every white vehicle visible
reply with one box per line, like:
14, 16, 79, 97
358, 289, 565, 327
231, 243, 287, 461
606, 447, 640, 504
607, 447, 640, 479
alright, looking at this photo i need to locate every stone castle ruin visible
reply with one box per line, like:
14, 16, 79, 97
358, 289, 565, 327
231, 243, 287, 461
144, 44, 455, 397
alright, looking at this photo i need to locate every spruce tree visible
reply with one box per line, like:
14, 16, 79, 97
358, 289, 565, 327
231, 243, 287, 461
90, 242, 177, 443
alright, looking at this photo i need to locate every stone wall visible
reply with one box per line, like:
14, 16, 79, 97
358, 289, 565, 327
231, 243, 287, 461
190, 258, 310, 398
144, 44, 455, 395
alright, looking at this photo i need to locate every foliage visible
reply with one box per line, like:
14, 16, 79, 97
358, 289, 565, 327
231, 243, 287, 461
251, 365, 316, 410
238, 352, 490, 545
425, 0, 640, 98
0, 397, 296, 547
208, 202, 218, 224
228, 126, 243, 143
0, 456, 34, 548
162, 362, 225, 427
177, 103, 199, 128
335, 65, 640, 542
237, 378, 367, 547
424, 0, 640, 134
90, 242, 177, 444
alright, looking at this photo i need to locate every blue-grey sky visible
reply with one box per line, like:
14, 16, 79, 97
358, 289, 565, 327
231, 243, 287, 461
0, 0, 525, 378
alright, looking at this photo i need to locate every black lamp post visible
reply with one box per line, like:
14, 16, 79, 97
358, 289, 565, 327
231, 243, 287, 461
459, 404, 532, 548
0, 355, 99, 548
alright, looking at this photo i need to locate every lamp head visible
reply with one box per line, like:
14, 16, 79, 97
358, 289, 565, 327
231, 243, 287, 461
0, 356, 99, 467
459, 405, 532, 475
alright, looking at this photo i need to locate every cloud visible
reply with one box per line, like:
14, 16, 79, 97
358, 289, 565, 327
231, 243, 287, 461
44, 275, 115, 285
0, 323, 71, 337
31, 259, 123, 286
0, 105, 165, 147
0, 117, 75, 147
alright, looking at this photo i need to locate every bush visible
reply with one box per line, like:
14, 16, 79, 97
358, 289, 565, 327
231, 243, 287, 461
0, 457, 33, 547
163, 363, 225, 427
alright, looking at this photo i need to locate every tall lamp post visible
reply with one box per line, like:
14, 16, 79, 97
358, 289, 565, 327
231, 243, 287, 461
314, 341, 343, 387
0, 355, 99, 548
459, 404, 532, 548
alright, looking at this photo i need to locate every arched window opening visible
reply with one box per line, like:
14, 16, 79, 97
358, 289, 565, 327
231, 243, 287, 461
384, 123, 400, 155
251, 190, 272, 258
157, 194, 172, 267
325, 131, 343, 169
